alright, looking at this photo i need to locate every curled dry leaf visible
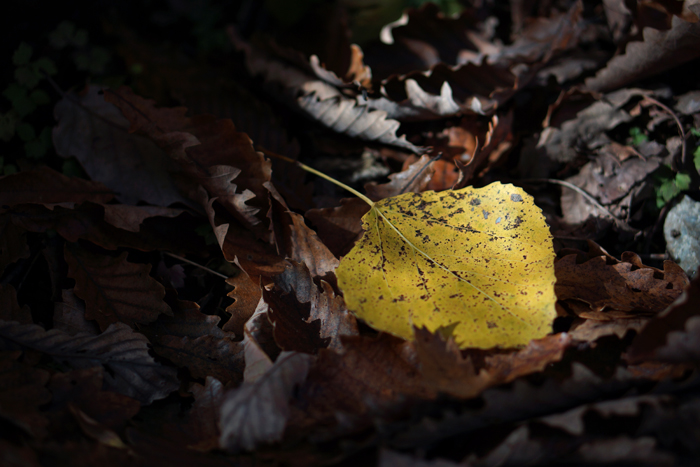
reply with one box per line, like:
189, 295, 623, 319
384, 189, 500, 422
65, 245, 172, 331
0, 321, 178, 404
364, 154, 435, 201
228, 28, 424, 154
53, 85, 192, 207
219, 351, 313, 452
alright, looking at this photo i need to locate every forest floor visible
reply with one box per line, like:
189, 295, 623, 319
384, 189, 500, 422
2, 1, 700, 466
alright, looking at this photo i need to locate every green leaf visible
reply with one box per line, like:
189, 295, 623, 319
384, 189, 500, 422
675, 173, 692, 192
3, 84, 37, 117
72, 29, 89, 47
336, 183, 557, 349
694, 146, 700, 172
15, 66, 41, 89
33, 57, 57, 76
49, 21, 76, 49
29, 89, 50, 106
15, 122, 36, 142
659, 178, 679, 203
629, 127, 648, 146
13, 42, 33, 66
24, 127, 52, 159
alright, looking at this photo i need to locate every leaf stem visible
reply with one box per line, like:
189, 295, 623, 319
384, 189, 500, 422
257, 147, 375, 207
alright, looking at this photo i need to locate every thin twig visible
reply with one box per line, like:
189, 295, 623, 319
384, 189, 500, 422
641, 96, 687, 168
164, 252, 229, 280
524, 178, 631, 229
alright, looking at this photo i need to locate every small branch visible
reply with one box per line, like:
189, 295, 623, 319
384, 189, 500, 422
524, 178, 633, 230
164, 252, 229, 280
641, 96, 687, 169
257, 147, 375, 207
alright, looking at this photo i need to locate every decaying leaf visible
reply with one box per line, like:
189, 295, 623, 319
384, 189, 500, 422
52, 85, 192, 207
337, 182, 557, 349
555, 252, 688, 314
65, 245, 172, 330
0, 321, 178, 404
0, 166, 113, 206
228, 28, 424, 154
219, 351, 313, 452
586, 1, 700, 92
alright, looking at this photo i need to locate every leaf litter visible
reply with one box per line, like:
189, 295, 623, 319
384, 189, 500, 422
2, 1, 700, 465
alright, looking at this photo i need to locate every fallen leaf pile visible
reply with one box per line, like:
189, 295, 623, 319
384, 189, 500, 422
2, 1, 700, 465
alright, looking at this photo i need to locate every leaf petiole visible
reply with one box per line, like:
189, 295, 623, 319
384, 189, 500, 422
257, 147, 375, 207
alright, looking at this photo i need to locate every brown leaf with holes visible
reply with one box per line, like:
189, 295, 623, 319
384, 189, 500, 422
65, 245, 172, 330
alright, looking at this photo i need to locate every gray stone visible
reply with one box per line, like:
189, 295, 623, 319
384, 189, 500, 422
664, 195, 700, 278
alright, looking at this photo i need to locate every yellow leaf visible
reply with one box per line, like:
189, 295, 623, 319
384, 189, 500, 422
336, 182, 557, 349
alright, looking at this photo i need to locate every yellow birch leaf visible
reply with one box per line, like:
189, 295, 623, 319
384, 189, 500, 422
336, 182, 557, 349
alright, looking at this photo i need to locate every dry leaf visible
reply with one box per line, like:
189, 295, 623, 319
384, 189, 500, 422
0, 322, 178, 404
555, 253, 688, 314
219, 351, 313, 452
0, 166, 113, 206
337, 183, 557, 349
53, 85, 192, 207
65, 245, 172, 330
